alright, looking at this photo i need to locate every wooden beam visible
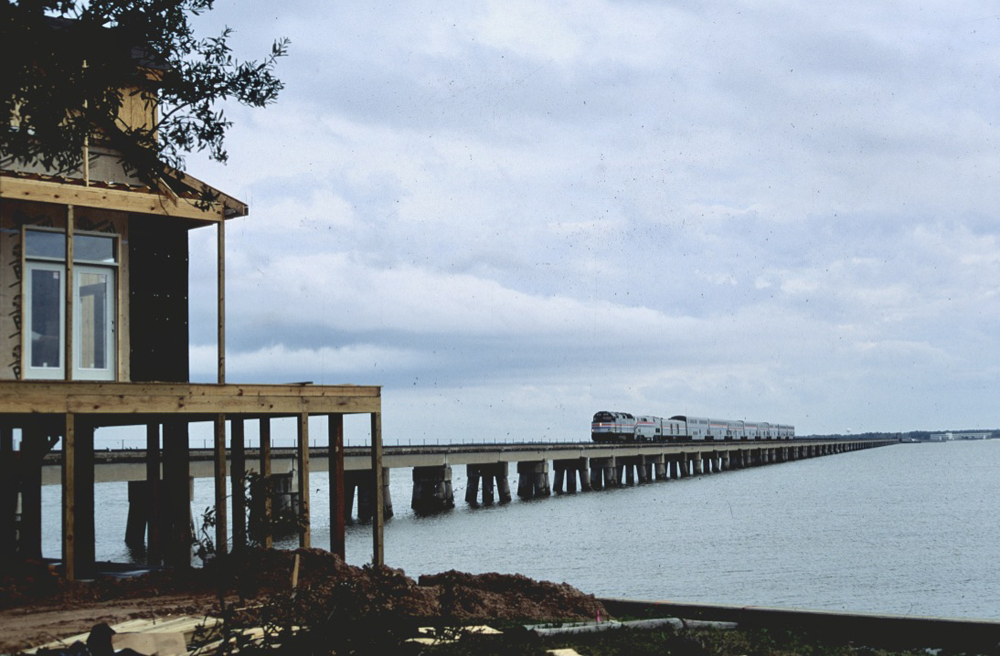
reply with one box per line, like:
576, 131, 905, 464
0, 381, 381, 398
297, 413, 310, 549
67, 394, 379, 415
116, 233, 125, 382
0, 175, 225, 223
329, 414, 345, 559
62, 414, 75, 580
64, 207, 74, 381
259, 417, 272, 549
213, 414, 227, 556
370, 412, 383, 566
217, 217, 225, 384
0, 381, 381, 415
164, 168, 248, 218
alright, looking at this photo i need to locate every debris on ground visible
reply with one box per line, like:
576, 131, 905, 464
0, 549, 607, 653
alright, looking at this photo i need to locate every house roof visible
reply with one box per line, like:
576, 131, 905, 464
3, 16, 248, 225
0, 168, 248, 226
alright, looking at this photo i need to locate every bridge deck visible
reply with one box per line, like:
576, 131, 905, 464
38, 438, 895, 484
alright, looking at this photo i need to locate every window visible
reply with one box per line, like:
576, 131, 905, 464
24, 229, 117, 381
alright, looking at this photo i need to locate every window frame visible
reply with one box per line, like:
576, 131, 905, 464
22, 227, 120, 381
23, 260, 66, 379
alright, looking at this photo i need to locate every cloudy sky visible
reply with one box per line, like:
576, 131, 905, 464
179, 1, 1000, 441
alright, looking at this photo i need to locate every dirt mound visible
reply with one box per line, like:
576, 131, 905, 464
419, 570, 606, 621
224, 549, 606, 622
0, 549, 607, 652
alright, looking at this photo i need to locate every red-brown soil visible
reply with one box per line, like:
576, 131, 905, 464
0, 550, 607, 653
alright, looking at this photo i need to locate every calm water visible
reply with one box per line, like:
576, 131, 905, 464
42, 440, 1000, 619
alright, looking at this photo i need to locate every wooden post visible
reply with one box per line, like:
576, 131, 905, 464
329, 414, 345, 558
259, 417, 272, 549
217, 217, 225, 384
74, 419, 94, 576
0, 425, 14, 556
296, 413, 310, 548
162, 420, 191, 567
64, 207, 74, 381
230, 418, 246, 550
20, 423, 46, 559
82, 59, 90, 186
213, 414, 227, 556
370, 412, 384, 566
62, 413, 76, 580
145, 423, 161, 564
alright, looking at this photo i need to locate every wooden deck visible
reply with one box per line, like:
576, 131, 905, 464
0, 381, 383, 580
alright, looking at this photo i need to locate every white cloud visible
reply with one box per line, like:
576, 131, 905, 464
190, 343, 429, 383
182, 0, 1000, 435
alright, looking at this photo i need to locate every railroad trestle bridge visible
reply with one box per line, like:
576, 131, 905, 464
43, 437, 897, 526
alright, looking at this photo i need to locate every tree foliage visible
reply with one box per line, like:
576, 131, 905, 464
0, 0, 288, 187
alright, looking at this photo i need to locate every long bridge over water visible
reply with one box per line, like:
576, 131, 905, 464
42, 437, 898, 532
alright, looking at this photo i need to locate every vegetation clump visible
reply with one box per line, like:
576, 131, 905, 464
2, 0, 288, 193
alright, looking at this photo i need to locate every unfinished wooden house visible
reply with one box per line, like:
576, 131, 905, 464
0, 26, 383, 579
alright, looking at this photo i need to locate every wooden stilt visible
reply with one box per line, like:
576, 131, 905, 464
162, 420, 191, 567
329, 414, 345, 558
20, 423, 46, 560
213, 415, 227, 556
145, 423, 161, 564
259, 417, 272, 549
296, 413, 310, 548
370, 412, 384, 566
74, 420, 94, 576
0, 425, 15, 557
230, 418, 246, 550
62, 413, 76, 581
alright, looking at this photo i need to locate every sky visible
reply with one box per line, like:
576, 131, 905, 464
176, 0, 1000, 442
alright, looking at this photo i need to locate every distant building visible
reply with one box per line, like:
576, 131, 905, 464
928, 431, 992, 441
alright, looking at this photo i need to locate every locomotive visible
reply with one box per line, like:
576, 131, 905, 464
591, 411, 794, 443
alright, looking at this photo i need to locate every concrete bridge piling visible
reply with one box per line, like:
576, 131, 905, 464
588, 456, 617, 490
465, 463, 512, 505
552, 458, 591, 494
344, 469, 393, 523
517, 460, 551, 499
411, 465, 454, 513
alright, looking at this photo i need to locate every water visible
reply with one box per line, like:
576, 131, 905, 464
41, 440, 1000, 620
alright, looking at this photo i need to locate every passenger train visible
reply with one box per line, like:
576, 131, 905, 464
591, 411, 795, 443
